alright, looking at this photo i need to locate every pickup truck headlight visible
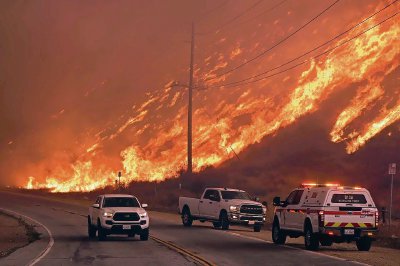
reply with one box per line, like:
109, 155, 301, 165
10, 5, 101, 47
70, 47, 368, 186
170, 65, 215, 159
229, 205, 239, 212
140, 212, 148, 219
103, 211, 114, 218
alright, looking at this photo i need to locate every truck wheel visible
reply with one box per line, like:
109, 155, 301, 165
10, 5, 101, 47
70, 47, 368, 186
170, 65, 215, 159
272, 221, 286, 244
212, 222, 221, 229
87, 217, 96, 238
356, 237, 371, 251
97, 220, 106, 241
140, 228, 149, 241
254, 225, 262, 232
220, 212, 230, 230
182, 208, 193, 227
304, 224, 319, 250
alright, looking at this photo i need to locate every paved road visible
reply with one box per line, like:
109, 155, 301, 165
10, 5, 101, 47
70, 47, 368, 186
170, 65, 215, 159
0, 191, 361, 266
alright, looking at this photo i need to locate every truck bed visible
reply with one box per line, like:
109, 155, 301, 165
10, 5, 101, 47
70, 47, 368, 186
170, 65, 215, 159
179, 197, 200, 216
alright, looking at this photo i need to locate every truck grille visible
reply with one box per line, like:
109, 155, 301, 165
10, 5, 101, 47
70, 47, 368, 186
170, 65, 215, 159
240, 216, 263, 221
240, 205, 263, 215
113, 212, 140, 221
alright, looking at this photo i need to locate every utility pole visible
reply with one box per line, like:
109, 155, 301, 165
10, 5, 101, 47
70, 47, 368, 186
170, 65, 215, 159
118, 171, 122, 193
187, 22, 195, 175
171, 22, 197, 178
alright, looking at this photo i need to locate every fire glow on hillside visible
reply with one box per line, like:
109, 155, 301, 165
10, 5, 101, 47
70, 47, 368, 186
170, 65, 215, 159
14, 1, 399, 192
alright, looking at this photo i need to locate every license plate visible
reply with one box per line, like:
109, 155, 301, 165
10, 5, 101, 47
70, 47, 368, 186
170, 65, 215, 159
248, 221, 255, 225
123, 225, 131, 230
344, 229, 354, 235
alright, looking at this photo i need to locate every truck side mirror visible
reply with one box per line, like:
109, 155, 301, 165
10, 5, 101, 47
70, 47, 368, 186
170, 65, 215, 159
92, 203, 100, 209
273, 197, 281, 206
262, 201, 268, 207
142, 203, 148, 208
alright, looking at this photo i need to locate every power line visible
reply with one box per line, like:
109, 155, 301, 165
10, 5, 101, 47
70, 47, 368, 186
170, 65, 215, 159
209, 11, 399, 89
204, 0, 340, 81
224, 0, 289, 29
196, 0, 231, 24
198, 0, 265, 35
212, 0, 399, 88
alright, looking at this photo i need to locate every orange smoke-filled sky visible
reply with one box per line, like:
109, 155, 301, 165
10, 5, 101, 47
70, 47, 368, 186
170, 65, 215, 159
0, 0, 399, 192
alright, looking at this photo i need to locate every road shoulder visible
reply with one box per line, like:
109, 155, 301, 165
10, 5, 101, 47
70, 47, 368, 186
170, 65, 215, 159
0, 211, 36, 257
0, 208, 52, 266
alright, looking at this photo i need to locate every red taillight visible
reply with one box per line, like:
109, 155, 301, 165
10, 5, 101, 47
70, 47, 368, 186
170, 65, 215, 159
375, 211, 379, 228
318, 210, 324, 227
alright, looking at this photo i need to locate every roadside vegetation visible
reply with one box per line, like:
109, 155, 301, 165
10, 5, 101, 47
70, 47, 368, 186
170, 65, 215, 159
376, 221, 400, 249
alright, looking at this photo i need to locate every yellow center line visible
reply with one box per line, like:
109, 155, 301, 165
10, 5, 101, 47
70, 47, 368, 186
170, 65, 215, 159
150, 235, 216, 266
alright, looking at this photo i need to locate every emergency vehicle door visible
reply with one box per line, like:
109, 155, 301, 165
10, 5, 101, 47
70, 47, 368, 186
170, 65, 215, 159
285, 190, 304, 230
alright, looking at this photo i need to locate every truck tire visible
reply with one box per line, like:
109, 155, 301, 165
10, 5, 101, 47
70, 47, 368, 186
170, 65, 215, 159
182, 208, 193, 227
254, 225, 262, 232
272, 220, 286, 244
356, 237, 371, 251
88, 217, 96, 238
140, 228, 149, 241
220, 212, 230, 230
304, 224, 319, 250
212, 222, 221, 229
97, 220, 106, 241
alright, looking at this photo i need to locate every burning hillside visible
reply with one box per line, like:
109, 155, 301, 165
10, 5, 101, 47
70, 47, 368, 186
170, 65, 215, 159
0, 0, 398, 192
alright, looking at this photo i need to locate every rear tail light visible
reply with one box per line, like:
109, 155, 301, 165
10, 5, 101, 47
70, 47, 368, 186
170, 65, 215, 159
375, 211, 379, 228
318, 210, 324, 227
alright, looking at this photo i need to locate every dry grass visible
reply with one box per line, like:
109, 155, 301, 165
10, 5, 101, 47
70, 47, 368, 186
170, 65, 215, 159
376, 220, 400, 249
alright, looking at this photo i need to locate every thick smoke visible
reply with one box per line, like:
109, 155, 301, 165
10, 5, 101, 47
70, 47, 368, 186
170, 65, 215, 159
0, 0, 398, 197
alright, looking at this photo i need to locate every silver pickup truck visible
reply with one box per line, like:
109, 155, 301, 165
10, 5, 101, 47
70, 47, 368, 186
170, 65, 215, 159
179, 188, 266, 232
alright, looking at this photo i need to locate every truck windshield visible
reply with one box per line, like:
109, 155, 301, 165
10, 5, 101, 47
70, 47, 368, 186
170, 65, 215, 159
331, 194, 367, 204
103, 197, 140, 207
221, 191, 251, 200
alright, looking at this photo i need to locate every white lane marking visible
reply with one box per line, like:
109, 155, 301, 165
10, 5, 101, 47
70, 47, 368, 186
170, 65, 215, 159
0, 208, 54, 266
226, 232, 370, 266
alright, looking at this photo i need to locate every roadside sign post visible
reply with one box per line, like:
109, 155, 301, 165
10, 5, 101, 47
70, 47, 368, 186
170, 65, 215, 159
388, 163, 396, 228
118, 171, 122, 193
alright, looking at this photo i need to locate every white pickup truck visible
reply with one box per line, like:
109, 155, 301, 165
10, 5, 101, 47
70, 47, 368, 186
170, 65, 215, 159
179, 188, 266, 231
88, 194, 149, 241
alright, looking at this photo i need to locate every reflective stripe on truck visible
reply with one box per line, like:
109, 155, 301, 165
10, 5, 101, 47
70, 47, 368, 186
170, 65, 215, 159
324, 222, 374, 228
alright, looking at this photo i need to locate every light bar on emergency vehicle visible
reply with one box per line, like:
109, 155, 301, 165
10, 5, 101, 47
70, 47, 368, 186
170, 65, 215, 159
301, 183, 340, 188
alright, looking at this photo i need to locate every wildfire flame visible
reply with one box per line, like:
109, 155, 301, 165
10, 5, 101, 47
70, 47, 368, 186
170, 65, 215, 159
25, 3, 400, 192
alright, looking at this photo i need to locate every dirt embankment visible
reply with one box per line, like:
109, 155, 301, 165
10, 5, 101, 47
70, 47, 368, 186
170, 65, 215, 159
0, 211, 39, 258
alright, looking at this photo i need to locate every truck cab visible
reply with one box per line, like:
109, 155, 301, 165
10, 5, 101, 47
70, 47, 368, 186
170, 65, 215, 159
272, 183, 378, 251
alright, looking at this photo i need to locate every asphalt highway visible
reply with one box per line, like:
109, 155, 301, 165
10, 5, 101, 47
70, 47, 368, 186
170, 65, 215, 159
0, 191, 361, 266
